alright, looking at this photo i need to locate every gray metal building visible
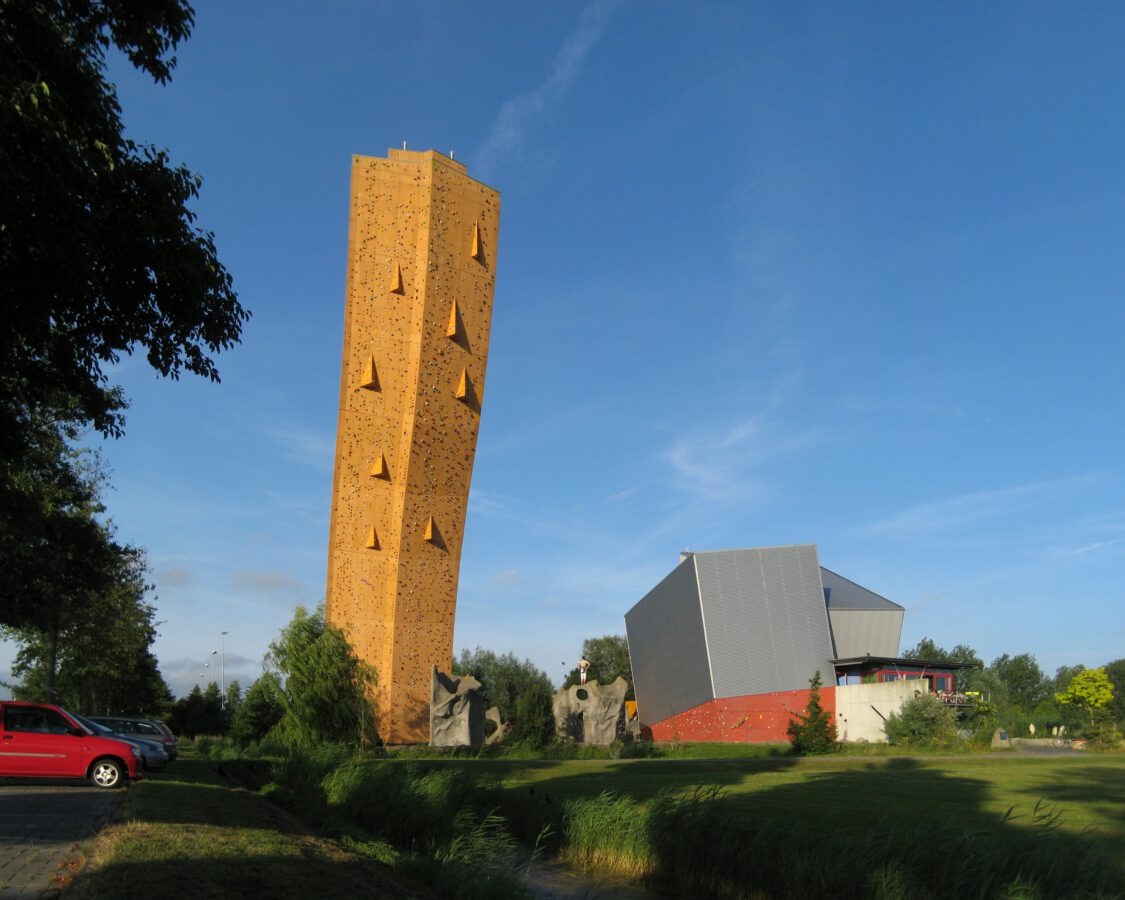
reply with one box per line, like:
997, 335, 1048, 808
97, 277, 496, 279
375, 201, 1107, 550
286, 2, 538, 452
821, 566, 904, 659
625, 545, 904, 726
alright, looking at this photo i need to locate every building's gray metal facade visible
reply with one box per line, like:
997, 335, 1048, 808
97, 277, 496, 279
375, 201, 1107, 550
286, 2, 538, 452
695, 546, 835, 698
625, 546, 905, 726
624, 556, 714, 726
821, 567, 904, 658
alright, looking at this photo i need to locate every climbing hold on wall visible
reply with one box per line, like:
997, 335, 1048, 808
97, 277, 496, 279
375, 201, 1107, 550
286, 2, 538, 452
360, 354, 380, 391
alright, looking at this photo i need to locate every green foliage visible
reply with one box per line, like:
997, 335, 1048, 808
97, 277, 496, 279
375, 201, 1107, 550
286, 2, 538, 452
786, 671, 837, 755
508, 679, 555, 747
1103, 658, 1125, 726
260, 752, 529, 898
230, 673, 284, 746
901, 637, 982, 690
562, 634, 633, 699
0, 0, 247, 633
453, 646, 553, 722
540, 774, 1124, 899
0, 0, 248, 441
2, 512, 171, 713
884, 694, 960, 746
1057, 668, 1117, 745
989, 652, 1049, 711
267, 605, 377, 748
169, 682, 227, 737
322, 760, 501, 848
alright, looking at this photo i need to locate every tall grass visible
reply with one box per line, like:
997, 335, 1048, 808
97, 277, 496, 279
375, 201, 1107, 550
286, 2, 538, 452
562, 790, 659, 877
555, 787, 1122, 899
212, 742, 1124, 900
230, 750, 530, 899
321, 759, 501, 849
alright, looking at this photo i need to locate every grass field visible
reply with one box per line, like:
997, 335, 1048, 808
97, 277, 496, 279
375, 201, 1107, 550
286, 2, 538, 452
72, 750, 1125, 899
491, 753, 1125, 837
67, 758, 439, 900
482, 752, 1125, 898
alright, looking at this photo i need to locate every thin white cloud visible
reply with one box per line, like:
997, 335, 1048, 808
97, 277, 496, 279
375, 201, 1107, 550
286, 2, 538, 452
908, 593, 945, 613
261, 421, 334, 470
231, 570, 305, 596
156, 566, 193, 588
606, 485, 640, 502
162, 653, 256, 673
665, 412, 824, 502
491, 569, 523, 588
467, 488, 519, 520
864, 475, 1102, 538
475, 0, 618, 178
1056, 539, 1116, 559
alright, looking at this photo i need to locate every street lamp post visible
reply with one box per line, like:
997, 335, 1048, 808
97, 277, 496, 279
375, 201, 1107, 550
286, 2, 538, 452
220, 631, 229, 707
210, 650, 217, 687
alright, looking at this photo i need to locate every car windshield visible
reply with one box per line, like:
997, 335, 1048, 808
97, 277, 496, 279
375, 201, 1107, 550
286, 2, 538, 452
69, 712, 113, 736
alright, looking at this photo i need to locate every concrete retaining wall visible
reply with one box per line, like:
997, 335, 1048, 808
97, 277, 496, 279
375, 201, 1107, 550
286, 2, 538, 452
833, 681, 921, 743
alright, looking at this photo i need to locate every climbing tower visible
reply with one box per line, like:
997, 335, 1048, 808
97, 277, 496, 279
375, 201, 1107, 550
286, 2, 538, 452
325, 149, 499, 743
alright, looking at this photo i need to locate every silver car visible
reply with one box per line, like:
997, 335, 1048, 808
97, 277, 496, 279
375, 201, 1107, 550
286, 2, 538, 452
73, 713, 168, 771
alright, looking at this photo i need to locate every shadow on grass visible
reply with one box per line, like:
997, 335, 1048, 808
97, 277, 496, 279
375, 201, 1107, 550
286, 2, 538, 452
69, 851, 438, 900
491, 755, 799, 853
629, 757, 1124, 899
1021, 762, 1125, 830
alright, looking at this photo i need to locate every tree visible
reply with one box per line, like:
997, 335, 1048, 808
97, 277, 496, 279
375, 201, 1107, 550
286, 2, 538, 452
989, 653, 1049, 711
225, 679, 243, 712
0, 0, 248, 438
1, 0, 248, 630
168, 683, 226, 738
884, 694, 960, 746
229, 673, 284, 746
1103, 659, 1125, 727
1056, 669, 1114, 723
901, 637, 982, 689
562, 634, 633, 698
786, 671, 837, 755
3, 510, 171, 714
1053, 664, 1086, 694
508, 680, 555, 747
266, 605, 377, 747
453, 647, 553, 722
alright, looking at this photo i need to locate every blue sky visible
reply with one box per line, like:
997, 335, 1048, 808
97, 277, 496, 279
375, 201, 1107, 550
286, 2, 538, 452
6, 1, 1125, 698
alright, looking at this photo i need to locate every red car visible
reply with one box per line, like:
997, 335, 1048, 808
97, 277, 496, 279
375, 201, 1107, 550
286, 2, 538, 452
0, 701, 143, 788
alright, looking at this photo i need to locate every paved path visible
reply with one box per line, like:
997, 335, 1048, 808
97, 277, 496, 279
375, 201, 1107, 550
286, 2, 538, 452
0, 781, 121, 899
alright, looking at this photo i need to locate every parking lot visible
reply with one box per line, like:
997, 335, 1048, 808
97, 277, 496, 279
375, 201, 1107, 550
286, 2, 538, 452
0, 782, 121, 899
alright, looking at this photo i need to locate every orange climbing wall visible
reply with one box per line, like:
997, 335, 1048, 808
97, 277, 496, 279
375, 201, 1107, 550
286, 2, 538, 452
325, 149, 499, 743
642, 688, 837, 743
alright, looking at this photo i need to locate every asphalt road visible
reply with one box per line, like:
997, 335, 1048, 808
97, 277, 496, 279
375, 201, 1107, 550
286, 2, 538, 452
0, 781, 122, 899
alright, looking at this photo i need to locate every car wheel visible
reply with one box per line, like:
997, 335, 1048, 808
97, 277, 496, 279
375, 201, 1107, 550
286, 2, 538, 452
90, 758, 124, 789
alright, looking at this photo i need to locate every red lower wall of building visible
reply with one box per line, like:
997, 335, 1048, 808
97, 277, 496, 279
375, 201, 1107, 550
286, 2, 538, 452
643, 687, 837, 743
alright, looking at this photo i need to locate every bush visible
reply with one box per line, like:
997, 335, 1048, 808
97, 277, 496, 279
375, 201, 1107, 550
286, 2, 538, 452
787, 671, 837, 755
508, 679, 555, 747
229, 672, 284, 746
266, 605, 378, 748
453, 647, 553, 722
885, 694, 960, 746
